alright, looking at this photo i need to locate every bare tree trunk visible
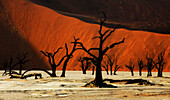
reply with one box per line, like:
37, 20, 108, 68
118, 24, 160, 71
157, 69, 162, 77
19, 65, 23, 75
110, 66, 112, 75
139, 68, 142, 76
95, 63, 103, 87
92, 66, 95, 75
51, 66, 57, 77
61, 58, 70, 77
131, 70, 134, 76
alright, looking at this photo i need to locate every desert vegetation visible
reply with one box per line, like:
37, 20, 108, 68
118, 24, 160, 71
1, 11, 167, 88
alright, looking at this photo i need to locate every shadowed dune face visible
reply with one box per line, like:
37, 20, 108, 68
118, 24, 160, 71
30, 0, 170, 34
0, 0, 169, 71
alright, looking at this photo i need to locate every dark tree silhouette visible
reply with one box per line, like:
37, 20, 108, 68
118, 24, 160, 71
104, 54, 121, 75
106, 55, 114, 75
2, 57, 19, 76
78, 57, 85, 74
72, 12, 125, 87
146, 53, 155, 77
16, 52, 30, 75
155, 51, 166, 77
92, 66, 95, 75
60, 37, 79, 77
21, 68, 53, 78
125, 59, 135, 76
2, 59, 8, 76
138, 59, 145, 76
114, 65, 121, 75
41, 47, 66, 77
102, 60, 109, 75
78, 57, 91, 74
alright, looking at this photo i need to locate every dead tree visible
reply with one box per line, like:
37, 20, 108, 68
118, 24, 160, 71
41, 47, 66, 77
16, 52, 30, 75
105, 54, 121, 75
2, 60, 8, 76
138, 59, 145, 76
78, 57, 91, 74
78, 57, 85, 74
92, 66, 95, 75
125, 59, 135, 76
114, 65, 121, 75
112, 54, 121, 75
155, 51, 166, 77
102, 60, 109, 75
107, 55, 114, 75
72, 12, 125, 87
146, 53, 155, 77
21, 68, 53, 77
60, 37, 79, 77
2, 57, 19, 76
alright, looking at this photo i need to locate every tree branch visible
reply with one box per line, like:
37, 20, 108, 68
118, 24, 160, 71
103, 28, 116, 42
103, 38, 125, 55
88, 48, 100, 52
40, 51, 48, 57
54, 47, 62, 56
71, 42, 98, 60
65, 43, 68, 56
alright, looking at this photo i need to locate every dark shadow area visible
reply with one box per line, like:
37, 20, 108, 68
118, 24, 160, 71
30, 0, 170, 34
0, 3, 49, 70
103, 79, 163, 86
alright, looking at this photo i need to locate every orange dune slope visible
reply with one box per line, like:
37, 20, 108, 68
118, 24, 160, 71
0, 0, 169, 71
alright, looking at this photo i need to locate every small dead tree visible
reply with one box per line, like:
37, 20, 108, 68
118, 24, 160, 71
103, 54, 114, 75
125, 59, 135, 76
92, 66, 95, 75
155, 51, 166, 77
78, 57, 85, 74
78, 57, 91, 74
2, 60, 8, 76
102, 60, 109, 75
2, 57, 19, 76
60, 37, 79, 77
16, 52, 30, 75
112, 54, 121, 75
114, 65, 121, 75
41, 47, 66, 77
138, 59, 145, 76
146, 53, 155, 77
72, 12, 125, 87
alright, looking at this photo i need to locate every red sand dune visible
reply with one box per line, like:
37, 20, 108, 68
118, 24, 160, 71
0, 0, 169, 72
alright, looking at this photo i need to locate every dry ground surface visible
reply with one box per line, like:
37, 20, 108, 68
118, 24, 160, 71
0, 71, 170, 100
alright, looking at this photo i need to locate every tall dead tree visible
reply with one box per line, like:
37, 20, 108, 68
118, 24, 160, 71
146, 53, 155, 77
72, 12, 125, 87
155, 51, 166, 77
41, 47, 66, 77
125, 59, 135, 76
60, 37, 79, 77
16, 52, 30, 75
138, 59, 145, 76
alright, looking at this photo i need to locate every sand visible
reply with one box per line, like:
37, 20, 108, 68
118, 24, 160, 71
0, 71, 169, 100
